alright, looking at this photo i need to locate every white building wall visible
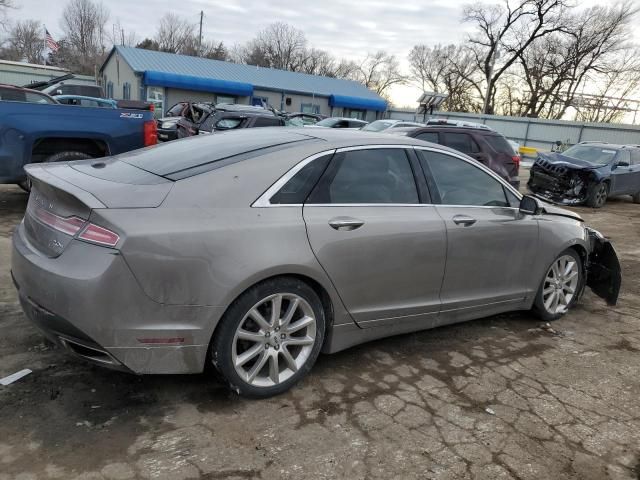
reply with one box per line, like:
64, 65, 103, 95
101, 55, 139, 100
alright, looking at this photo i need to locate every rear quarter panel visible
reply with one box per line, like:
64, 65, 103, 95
99, 146, 353, 326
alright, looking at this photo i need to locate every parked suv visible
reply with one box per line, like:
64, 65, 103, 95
177, 104, 284, 138
393, 125, 521, 188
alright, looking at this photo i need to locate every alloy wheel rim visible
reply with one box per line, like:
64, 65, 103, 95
232, 293, 316, 388
596, 185, 607, 206
542, 255, 580, 315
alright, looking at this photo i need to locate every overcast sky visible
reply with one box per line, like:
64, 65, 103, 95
6, 0, 633, 106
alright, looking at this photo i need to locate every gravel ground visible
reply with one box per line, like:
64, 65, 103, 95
1, 172, 639, 480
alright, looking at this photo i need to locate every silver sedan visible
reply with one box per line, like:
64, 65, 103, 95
12, 128, 621, 397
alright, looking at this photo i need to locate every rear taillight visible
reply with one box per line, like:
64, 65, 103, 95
144, 120, 158, 146
32, 206, 85, 236
512, 155, 521, 170
78, 224, 120, 248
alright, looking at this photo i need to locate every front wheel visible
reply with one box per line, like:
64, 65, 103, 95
211, 277, 326, 398
534, 249, 583, 321
586, 182, 608, 208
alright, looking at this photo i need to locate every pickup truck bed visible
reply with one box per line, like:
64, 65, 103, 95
0, 101, 157, 185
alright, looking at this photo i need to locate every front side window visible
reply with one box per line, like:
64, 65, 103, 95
615, 150, 631, 166
442, 132, 480, 154
419, 150, 509, 207
308, 148, 419, 204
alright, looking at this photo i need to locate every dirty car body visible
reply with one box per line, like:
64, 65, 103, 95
11, 129, 621, 390
528, 143, 640, 205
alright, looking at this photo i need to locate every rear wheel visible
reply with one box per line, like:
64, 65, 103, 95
586, 182, 608, 208
18, 151, 94, 192
211, 277, 326, 398
534, 249, 583, 321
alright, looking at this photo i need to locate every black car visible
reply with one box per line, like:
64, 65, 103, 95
528, 142, 640, 208
157, 102, 193, 142
393, 124, 521, 188
177, 104, 284, 138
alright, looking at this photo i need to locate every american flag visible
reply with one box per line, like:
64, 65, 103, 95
45, 29, 59, 52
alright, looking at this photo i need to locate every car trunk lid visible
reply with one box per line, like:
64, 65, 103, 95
23, 160, 172, 257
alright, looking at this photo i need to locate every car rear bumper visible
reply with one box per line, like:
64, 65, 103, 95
11, 222, 224, 374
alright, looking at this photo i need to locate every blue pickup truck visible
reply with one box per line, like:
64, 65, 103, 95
0, 85, 157, 189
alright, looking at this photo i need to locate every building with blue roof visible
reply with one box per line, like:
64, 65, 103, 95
99, 46, 387, 120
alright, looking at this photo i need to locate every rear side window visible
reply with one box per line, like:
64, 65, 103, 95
418, 150, 509, 207
270, 154, 333, 204
253, 117, 283, 127
216, 118, 243, 130
416, 132, 439, 143
308, 149, 419, 204
442, 133, 480, 154
485, 135, 515, 155
630, 150, 640, 165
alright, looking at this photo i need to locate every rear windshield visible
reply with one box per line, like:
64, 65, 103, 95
123, 129, 316, 177
484, 135, 515, 155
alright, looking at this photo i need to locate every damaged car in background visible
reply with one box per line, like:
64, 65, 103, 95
528, 142, 640, 208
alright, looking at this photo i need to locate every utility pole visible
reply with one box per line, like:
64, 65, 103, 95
198, 10, 204, 56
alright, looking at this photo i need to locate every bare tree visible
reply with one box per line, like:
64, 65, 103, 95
154, 13, 194, 54
464, 0, 569, 113
408, 44, 481, 111
354, 51, 406, 98
60, 0, 109, 73
252, 22, 307, 70
2, 19, 44, 63
0, 0, 14, 30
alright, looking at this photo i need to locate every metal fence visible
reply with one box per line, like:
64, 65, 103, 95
386, 108, 640, 152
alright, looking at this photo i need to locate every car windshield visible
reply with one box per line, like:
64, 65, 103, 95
562, 145, 618, 165
361, 120, 394, 132
315, 118, 341, 127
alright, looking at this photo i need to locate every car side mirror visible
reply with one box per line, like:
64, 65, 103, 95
519, 195, 541, 215
616, 161, 630, 168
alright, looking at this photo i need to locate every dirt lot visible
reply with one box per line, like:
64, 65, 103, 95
1, 173, 640, 480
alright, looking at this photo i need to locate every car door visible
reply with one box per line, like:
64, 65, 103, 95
610, 150, 634, 195
416, 148, 539, 323
303, 146, 447, 327
629, 150, 640, 194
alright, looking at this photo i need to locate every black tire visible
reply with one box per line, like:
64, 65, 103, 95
632, 191, 640, 204
17, 151, 94, 192
585, 182, 608, 208
211, 277, 326, 398
533, 249, 583, 322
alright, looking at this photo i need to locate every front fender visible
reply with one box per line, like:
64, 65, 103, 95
586, 228, 621, 306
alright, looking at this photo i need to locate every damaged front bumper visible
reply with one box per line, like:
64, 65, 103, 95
586, 227, 621, 306
527, 161, 593, 205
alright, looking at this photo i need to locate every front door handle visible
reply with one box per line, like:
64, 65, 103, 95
328, 217, 365, 231
452, 215, 477, 227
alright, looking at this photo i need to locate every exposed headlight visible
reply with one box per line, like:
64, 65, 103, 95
161, 122, 175, 129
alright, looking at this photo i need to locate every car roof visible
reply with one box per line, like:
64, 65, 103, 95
577, 142, 639, 150
56, 95, 113, 101
409, 125, 503, 136
123, 127, 441, 179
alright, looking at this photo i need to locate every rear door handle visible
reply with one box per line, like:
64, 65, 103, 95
328, 217, 365, 231
452, 215, 477, 227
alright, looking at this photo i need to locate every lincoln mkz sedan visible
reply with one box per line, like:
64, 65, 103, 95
12, 128, 621, 397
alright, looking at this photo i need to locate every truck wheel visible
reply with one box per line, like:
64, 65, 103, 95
18, 151, 94, 192
586, 182, 608, 208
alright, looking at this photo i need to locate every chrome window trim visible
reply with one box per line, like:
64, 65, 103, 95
412, 145, 523, 200
253, 143, 523, 209
252, 149, 337, 207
